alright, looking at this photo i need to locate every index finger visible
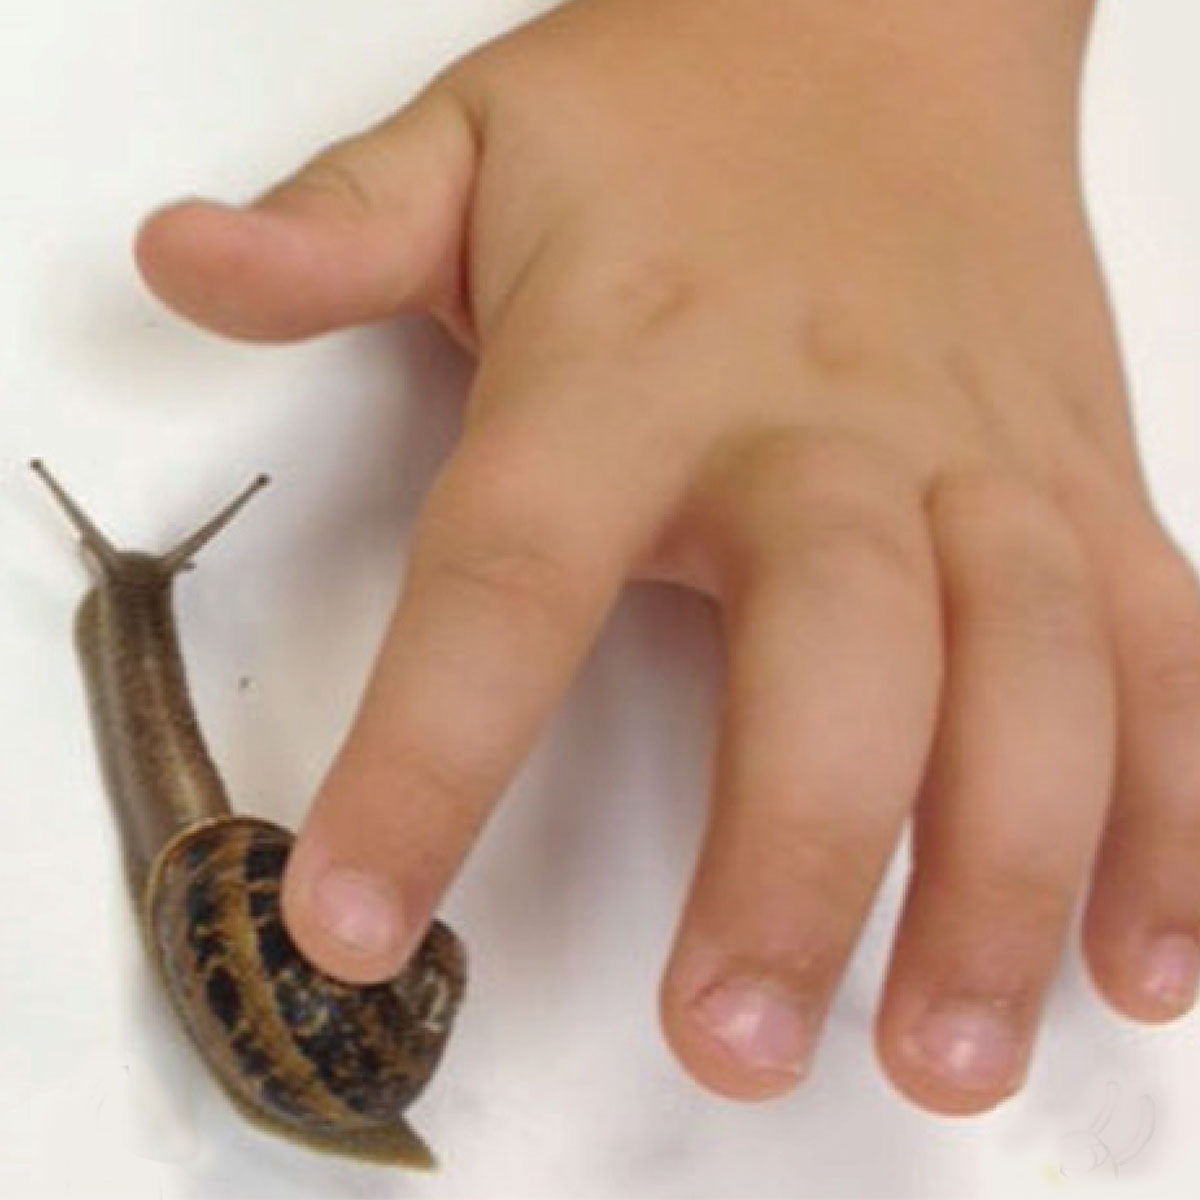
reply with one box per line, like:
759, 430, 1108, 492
281, 374, 672, 984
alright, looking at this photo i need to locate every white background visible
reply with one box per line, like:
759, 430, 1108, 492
3, 1, 1199, 1197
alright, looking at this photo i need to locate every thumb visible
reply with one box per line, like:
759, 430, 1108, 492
135, 85, 479, 344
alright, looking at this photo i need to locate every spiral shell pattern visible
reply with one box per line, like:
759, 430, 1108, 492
147, 817, 466, 1165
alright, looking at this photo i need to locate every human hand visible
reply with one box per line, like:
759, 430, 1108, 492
135, 0, 1200, 1116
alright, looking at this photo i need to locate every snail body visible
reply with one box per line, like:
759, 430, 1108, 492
32, 462, 465, 1168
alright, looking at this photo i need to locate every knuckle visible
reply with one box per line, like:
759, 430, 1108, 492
1134, 619, 1200, 716
796, 303, 863, 379
985, 561, 1099, 653
685, 822, 876, 986
732, 430, 912, 510
932, 471, 1070, 542
718, 431, 929, 596
933, 472, 1101, 651
761, 810, 887, 904
605, 255, 699, 338
421, 531, 583, 635
797, 503, 929, 602
413, 436, 618, 638
1118, 542, 1200, 715
418, 453, 592, 634
1053, 379, 1139, 468
968, 861, 1073, 930
557, 251, 703, 351
287, 146, 383, 218
926, 858, 1070, 939
794, 301, 899, 392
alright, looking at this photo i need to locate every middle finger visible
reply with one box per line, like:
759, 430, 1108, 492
661, 435, 942, 1099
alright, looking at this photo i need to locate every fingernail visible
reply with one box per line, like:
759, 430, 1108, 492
311, 867, 404, 958
904, 999, 1026, 1091
1142, 933, 1200, 1008
693, 978, 812, 1077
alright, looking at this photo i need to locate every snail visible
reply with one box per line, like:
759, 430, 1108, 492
31, 460, 466, 1168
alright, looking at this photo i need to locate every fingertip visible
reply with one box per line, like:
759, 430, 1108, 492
281, 832, 414, 986
659, 954, 814, 1103
134, 198, 211, 306
135, 198, 331, 341
874, 1037, 1019, 1118
134, 87, 480, 344
873, 993, 1028, 1118
1081, 911, 1200, 1026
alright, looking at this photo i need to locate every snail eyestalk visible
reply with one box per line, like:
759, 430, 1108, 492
159, 473, 271, 574
31, 459, 271, 577
30, 458, 121, 574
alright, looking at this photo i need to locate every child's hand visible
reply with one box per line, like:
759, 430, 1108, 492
136, 0, 1200, 1116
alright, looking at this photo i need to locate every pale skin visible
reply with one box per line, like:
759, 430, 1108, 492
135, 0, 1200, 1117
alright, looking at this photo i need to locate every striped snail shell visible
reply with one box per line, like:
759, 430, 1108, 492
150, 817, 466, 1166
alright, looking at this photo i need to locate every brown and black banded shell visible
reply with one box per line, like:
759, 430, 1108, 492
146, 816, 466, 1166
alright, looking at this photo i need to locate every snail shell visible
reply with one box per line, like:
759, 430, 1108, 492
149, 817, 466, 1166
